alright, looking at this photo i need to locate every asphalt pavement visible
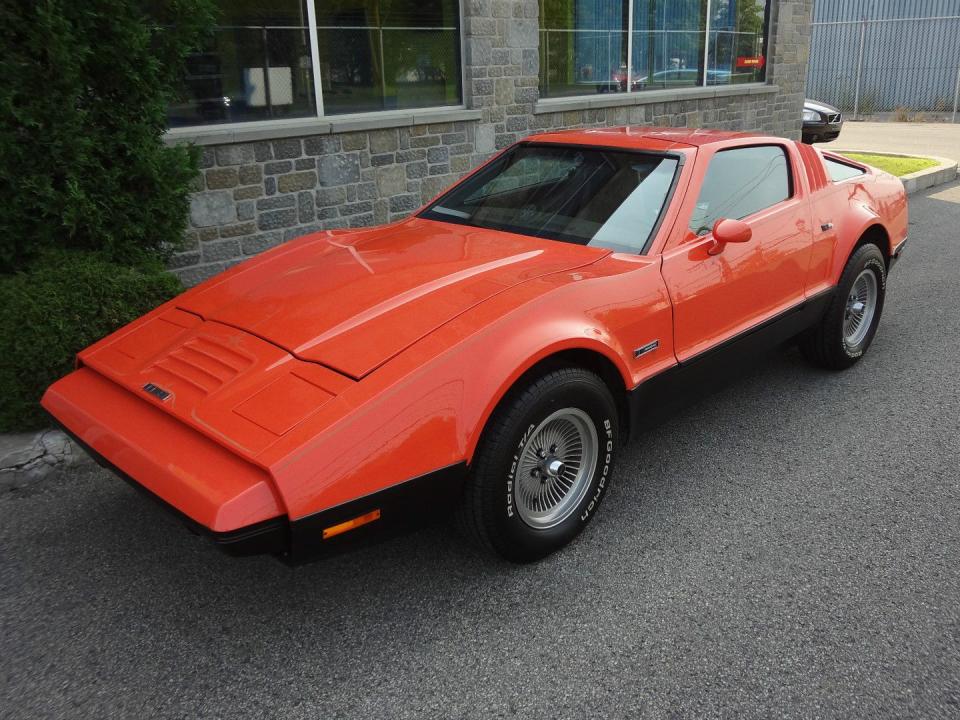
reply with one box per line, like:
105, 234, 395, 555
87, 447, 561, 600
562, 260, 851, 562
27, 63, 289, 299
2, 181, 960, 719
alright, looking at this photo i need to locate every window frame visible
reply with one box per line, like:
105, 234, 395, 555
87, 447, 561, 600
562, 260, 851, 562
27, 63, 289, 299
418, 141, 685, 255
171, 0, 468, 130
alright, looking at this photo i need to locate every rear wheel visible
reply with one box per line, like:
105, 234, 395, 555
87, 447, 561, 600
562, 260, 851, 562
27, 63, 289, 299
800, 243, 886, 369
457, 368, 618, 562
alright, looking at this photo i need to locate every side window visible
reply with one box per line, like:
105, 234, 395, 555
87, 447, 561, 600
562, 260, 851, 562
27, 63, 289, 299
824, 157, 866, 182
689, 145, 791, 235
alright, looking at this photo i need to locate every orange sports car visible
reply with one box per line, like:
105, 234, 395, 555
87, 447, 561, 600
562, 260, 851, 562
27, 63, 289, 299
43, 128, 908, 563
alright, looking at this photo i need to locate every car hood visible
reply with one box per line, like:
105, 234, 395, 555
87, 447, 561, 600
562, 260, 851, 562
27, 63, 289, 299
178, 218, 608, 379
805, 98, 840, 115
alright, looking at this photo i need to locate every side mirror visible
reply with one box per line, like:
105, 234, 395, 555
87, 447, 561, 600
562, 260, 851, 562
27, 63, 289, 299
708, 218, 752, 255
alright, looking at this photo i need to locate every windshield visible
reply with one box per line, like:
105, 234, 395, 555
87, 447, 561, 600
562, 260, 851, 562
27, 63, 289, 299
420, 144, 679, 254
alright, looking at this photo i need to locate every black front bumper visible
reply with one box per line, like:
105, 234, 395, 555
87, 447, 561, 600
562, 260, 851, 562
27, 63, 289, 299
57, 417, 466, 563
56, 419, 290, 556
802, 122, 843, 143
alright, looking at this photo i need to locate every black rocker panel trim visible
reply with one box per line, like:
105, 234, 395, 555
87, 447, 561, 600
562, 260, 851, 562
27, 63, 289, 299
628, 287, 835, 433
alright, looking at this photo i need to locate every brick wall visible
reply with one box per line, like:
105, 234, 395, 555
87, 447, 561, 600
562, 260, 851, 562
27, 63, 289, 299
173, 0, 814, 286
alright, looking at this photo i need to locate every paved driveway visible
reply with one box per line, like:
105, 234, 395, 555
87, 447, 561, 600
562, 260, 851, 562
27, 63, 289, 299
3, 183, 960, 719
829, 121, 960, 163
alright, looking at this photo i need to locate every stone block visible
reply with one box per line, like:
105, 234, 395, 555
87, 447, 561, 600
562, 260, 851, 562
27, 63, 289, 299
264, 160, 293, 176
201, 238, 241, 263
342, 133, 368, 151
369, 129, 399, 154
305, 135, 341, 155
298, 191, 315, 223
190, 192, 236, 227
318, 153, 361, 186
234, 185, 262, 201
277, 171, 317, 193
389, 194, 420, 213
506, 18, 537, 48
257, 195, 296, 211
238, 164, 263, 185
216, 144, 255, 166
219, 221, 256, 238
316, 186, 346, 206
242, 232, 284, 255
476, 124, 495, 153
237, 200, 255, 220
206, 167, 238, 190
377, 165, 407, 196
257, 208, 299, 230
272, 138, 302, 159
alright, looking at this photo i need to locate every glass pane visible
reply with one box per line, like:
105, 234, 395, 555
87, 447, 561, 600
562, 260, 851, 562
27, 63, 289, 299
825, 158, 865, 182
706, 0, 769, 86
316, 0, 462, 115
540, 0, 630, 98
631, 1, 707, 90
422, 145, 679, 253
689, 145, 789, 234
168, 1, 316, 127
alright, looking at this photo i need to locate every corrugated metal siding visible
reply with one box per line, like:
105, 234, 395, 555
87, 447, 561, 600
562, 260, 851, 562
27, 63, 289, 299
808, 0, 960, 114
814, 0, 960, 22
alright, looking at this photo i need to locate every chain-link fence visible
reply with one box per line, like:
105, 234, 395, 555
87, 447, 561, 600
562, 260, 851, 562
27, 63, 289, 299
807, 14, 960, 122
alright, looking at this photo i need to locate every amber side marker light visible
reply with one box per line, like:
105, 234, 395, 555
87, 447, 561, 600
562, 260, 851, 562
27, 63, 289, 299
322, 509, 381, 540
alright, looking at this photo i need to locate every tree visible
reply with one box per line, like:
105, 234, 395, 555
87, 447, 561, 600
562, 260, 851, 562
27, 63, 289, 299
0, 0, 216, 273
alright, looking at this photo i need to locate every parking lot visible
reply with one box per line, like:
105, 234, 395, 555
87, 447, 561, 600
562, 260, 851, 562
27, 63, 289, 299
2, 181, 959, 719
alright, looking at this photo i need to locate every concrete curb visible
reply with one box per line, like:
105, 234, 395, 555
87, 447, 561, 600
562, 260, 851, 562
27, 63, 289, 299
0, 430, 94, 491
834, 150, 959, 195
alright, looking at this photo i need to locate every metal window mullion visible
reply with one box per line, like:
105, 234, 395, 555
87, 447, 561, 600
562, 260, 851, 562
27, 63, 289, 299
702, 0, 712, 87
306, 0, 324, 117
626, 0, 634, 94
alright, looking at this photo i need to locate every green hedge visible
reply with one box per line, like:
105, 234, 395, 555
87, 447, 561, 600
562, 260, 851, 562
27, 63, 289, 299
0, 251, 183, 432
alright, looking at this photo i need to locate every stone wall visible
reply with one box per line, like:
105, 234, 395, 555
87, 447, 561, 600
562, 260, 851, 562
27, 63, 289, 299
172, 0, 814, 286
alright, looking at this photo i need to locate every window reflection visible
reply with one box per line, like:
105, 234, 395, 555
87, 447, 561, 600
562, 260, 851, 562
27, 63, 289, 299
316, 0, 462, 115
539, 0, 770, 99
169, 0, 462, 126
631, 1, 707, 90
169, 1, 317, 127
540, 0, 630, 97
707, 0, 769, 86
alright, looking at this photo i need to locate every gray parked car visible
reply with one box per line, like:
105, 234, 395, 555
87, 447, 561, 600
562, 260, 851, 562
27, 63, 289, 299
802, 98, 843, 144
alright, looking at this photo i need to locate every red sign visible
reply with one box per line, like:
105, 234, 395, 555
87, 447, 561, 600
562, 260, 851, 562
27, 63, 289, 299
736, 56, 766, 69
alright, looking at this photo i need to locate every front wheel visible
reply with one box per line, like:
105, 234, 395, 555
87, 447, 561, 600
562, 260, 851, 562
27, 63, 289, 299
456, 368, 619, 562
800, 243, 887, 369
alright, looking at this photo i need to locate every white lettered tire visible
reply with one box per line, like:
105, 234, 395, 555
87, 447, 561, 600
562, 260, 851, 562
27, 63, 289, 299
456, 367, 619, 562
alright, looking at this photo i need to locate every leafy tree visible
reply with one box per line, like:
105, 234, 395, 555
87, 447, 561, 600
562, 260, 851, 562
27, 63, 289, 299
0, 0, 216, 273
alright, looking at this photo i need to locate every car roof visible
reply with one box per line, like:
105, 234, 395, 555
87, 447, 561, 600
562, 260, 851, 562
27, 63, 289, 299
524, 126, 773, 150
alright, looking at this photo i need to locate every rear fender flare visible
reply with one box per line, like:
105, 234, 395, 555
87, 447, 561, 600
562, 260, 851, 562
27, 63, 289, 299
831, 209, 892, 281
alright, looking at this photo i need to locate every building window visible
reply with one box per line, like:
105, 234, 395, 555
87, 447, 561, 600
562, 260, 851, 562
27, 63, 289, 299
169, 0, 462, 127
316, 1, 462, 115
539, 0, 769, 100
707, 0, 769, 86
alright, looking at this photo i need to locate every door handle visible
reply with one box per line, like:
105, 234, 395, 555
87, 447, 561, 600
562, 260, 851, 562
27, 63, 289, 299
820, 222, 834, 232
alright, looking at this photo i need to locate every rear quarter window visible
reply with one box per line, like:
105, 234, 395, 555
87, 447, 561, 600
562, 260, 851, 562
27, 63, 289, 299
824, 157, 866, 182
